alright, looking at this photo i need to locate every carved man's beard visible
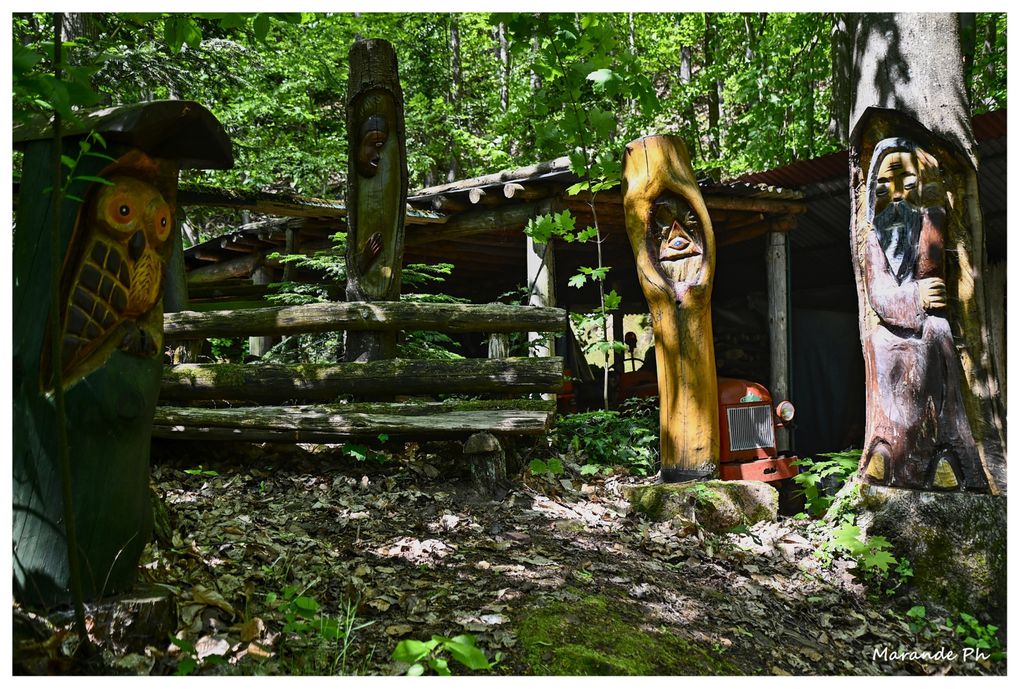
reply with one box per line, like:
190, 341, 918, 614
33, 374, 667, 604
873, 200, 921, 283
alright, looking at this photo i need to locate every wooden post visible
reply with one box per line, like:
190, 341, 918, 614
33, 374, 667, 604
622, 135, 719, 482
164, 208, 201, 364
526, 235, 556, 358
766, 231, 791, 451
12, 101, 231, 608
527, 233, 556, 402
344, 39, 407, 363
248, 265, 276, 358
283, 226, 298, 282
464, 432, 508, 499
488, 332, 510, 359
612, 308, 625, 382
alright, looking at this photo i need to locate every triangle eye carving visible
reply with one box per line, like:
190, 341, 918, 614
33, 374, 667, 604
652, 198, 702, 262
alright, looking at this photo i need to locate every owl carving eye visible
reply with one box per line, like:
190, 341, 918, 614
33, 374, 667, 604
153, 201, 172, 242
119, 205, 131, 217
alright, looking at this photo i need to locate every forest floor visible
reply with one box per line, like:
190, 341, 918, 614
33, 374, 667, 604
17, 439, 1005, 677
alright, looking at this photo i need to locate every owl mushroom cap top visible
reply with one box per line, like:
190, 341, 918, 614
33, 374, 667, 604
14, 100, 233, 171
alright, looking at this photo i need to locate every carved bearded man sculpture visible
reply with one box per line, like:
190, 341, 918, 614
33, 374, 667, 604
860, 138, 988, 491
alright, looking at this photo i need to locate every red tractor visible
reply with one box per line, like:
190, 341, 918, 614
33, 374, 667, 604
558, 331, 798, 487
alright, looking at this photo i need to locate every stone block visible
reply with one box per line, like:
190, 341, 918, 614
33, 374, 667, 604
626, 479, 779, 533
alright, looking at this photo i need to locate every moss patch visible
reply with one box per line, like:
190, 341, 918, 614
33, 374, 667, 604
516, 594, 738, 675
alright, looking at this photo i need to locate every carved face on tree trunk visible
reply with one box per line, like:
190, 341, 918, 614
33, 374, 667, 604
356, 114, 389, 178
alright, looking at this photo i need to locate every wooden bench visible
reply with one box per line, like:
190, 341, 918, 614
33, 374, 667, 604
156, 300, 566, 485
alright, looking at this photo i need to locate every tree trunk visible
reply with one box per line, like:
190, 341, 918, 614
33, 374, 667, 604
959, 13, 976, 102
344, 39, 407, 362
828, 13, 853, 145
622, 135, 719, 482
497, 22, 510, 112
848, 13, 1005, 494
447, 15, 462, 183
679, 45, 701, 156
703, 14, 722, 160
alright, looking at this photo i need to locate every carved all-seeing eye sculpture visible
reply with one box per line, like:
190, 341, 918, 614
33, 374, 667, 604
653, 196, 703, 267
45, 152, 172, 388
624, 135, 719, 482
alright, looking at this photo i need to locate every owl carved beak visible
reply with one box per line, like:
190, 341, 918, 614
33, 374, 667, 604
128, 231, 146, 261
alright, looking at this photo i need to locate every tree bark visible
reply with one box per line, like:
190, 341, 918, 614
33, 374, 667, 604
622, 135, 719, 481
679, 45, 701, 156
447, 15, 462, 183
703, 14, 722, 160
959, 13, 976, 102
161, 357, 565, 403
497, 22, 510, 112
848, 13, 1005, 493
828, 13, 853, 144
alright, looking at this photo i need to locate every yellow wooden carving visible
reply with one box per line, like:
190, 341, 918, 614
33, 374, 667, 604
622, 135, 719, 480
933, 458, 960, 489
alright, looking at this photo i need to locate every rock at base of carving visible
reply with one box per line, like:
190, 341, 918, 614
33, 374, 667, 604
834, 480, 1006, 626
625, 480, 778, 533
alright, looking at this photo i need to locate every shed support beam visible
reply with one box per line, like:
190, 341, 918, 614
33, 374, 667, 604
766, 230, 791, 451
526, 235, 557, 400
248, 266, 277, 358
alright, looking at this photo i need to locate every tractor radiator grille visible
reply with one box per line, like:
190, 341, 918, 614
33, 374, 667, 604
726, 405, 774, 452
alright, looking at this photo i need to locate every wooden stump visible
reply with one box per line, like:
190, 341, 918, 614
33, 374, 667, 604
464, 432, 508, 499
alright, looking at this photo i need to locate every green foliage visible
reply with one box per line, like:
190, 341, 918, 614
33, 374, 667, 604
266, 586, 372, 674
392, 633, 498, 676
528, 457, 565, 477
905, 604, 928, 634
552, 399, 659, 476
169, 633, 226, 676
207, 336, 247, 362
817, 516, 911, 596
947, 612, 1005, 661
791, 450, 860, 517
903, 605, 1005, 663
183, 466, 219, 477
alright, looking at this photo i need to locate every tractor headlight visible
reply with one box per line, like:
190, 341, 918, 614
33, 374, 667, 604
776, 400, 795, 423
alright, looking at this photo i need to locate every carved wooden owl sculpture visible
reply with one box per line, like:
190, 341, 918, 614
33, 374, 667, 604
50, 159, 173, 386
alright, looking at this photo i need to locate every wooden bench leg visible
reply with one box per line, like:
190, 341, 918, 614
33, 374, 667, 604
464, 432, 507, 499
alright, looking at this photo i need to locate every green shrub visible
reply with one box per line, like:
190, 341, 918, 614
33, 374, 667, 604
552, 398, 659, 476
791, 450, 860, 517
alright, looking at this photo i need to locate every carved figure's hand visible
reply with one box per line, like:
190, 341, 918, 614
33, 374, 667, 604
918, 277, 946, 311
